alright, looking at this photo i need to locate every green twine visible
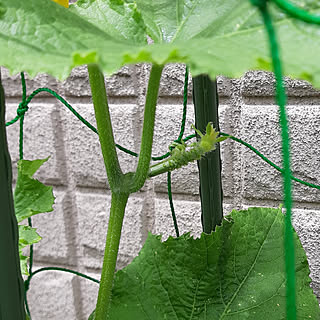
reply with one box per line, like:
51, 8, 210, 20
177, 66, 189, 141
25, 267, 99, 287
6, 87, 169, 162
167, 172, 180, 237
219, 132, 320, 190
24, 267, 100, 319
166, 65, 190, 237
271, 0, 320, 25
19, 72, 27, 161
254, 1, 296, 318
165, 66, 190, 237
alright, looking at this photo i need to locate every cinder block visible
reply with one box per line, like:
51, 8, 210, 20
77, 271, 100, 320
158, 64, 193, 97
241, 71, 320, 97
27, 268, 77, 320
292, 209, 320, 299
153, 198, 233, 240
223, 203, 236, 216
30, 191, 69, 264
241, 105, 320, 202
2, 65, 138, 98
76, 193, 143, 269
151, 105, 232, 196
217, 76, 232, 97
63, 104, 139, 188
59, 65, 138, 97
149, 64, 231, 97
2, 68, 58, 97
141, 63, 230, 97
153, 198, 202, 240
5, 102, 64, 184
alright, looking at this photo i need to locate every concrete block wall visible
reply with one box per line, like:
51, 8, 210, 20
3, 64, 320, 319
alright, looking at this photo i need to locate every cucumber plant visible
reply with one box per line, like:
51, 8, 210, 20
1, 0, 320, 319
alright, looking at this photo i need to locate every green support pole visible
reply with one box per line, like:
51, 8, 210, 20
0, 70, 26, 319
192, 75, 223, 234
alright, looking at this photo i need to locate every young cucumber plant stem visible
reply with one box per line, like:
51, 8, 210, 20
88, 63, 163, 319
88, 64, 122, 191
131, 64, 164, 192
94, 191, 129, 320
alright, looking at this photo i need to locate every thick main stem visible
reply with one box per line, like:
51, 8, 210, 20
94, 192, 129, 320
88, 64, 122, 191
131, 64, 164, 192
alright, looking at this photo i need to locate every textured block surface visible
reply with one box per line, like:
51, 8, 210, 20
242, 71, 320, 97
27, 269, 77, 320
241, 105, 320, 202
77, 271, 100, 320
63, 103, 139, 188
76, 192, 143, 269
293, 209, 320, 299
6, 102, 64, 184
60, 65, 138, 97
31, 190, 69, 264
153, 198, 234, 240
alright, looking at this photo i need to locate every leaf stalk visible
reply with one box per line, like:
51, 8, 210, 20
131, 64, 164, 192
88, 64, 122, 191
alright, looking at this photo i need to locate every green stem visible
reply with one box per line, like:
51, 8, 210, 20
94, 192, 129, 320
88, 64, 122, 191
192, 75, 223, 233
131, 64, 164, 192
148, 159, 173, 177
89, 64, 163, 319
0, 70, 26, 319
148, 147, 204, 178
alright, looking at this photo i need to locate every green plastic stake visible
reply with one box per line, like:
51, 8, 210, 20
192, 75, 223, 233
0, 70, 26, 319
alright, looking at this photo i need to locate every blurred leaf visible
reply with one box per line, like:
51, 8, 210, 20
1, 1, 320, 86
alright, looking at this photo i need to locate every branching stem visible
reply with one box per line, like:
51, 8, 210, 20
88, 64, 122, 191
89, 63, 163, 319
131, 64, 164, 192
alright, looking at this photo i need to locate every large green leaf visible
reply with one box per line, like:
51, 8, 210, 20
90, 207, 319, 319
14, 158, 55, 223
1, 1, 320, 86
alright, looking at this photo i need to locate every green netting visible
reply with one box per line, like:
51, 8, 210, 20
4, 0, 320, 318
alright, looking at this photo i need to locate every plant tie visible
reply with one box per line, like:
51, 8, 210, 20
17, 102, 29, 117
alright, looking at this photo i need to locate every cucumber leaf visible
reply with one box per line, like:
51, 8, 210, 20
18, 225, 41, 275
13, 158, 55, 275
1, 1, 320, 86
89, 207, 320, 319
14, 158, 55, 223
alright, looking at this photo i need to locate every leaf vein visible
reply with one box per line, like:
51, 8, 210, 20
218, 213, 278, 319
